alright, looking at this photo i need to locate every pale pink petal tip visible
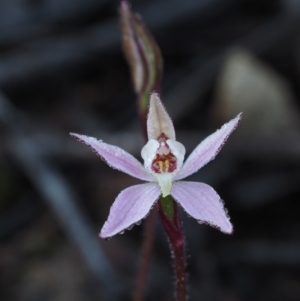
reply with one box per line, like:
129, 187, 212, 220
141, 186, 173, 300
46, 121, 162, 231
147, 93, 175, 140
175, 113, 242, 181
70, 132, 154, 182
99, 183, 161, 239
171, 181, 233, 234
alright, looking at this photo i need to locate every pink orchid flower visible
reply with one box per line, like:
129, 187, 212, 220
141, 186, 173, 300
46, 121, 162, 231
70, 94, 241, 239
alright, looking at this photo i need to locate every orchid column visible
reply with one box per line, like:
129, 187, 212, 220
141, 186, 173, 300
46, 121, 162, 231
141, 94, 188, 301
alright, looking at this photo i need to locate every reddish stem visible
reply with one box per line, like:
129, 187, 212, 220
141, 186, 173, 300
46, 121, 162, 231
157, 199, 187, 301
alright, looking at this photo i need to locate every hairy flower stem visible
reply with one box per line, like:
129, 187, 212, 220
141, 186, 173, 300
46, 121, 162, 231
157, 196, 187, 301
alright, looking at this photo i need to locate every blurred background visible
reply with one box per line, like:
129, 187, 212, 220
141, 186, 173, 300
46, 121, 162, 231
1, 0, 300, 300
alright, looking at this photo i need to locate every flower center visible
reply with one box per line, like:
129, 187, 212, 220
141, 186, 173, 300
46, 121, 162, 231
151, 134, 177, 174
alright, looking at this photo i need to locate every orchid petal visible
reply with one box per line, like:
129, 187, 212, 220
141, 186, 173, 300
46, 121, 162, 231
174, 114, 241, 180
171, 181, 232, 233
167, 139, 186, 171
141, 139, 159, 172
147, 93, 175, 140
100, 183, 161, 238
70, 133, 154, 181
